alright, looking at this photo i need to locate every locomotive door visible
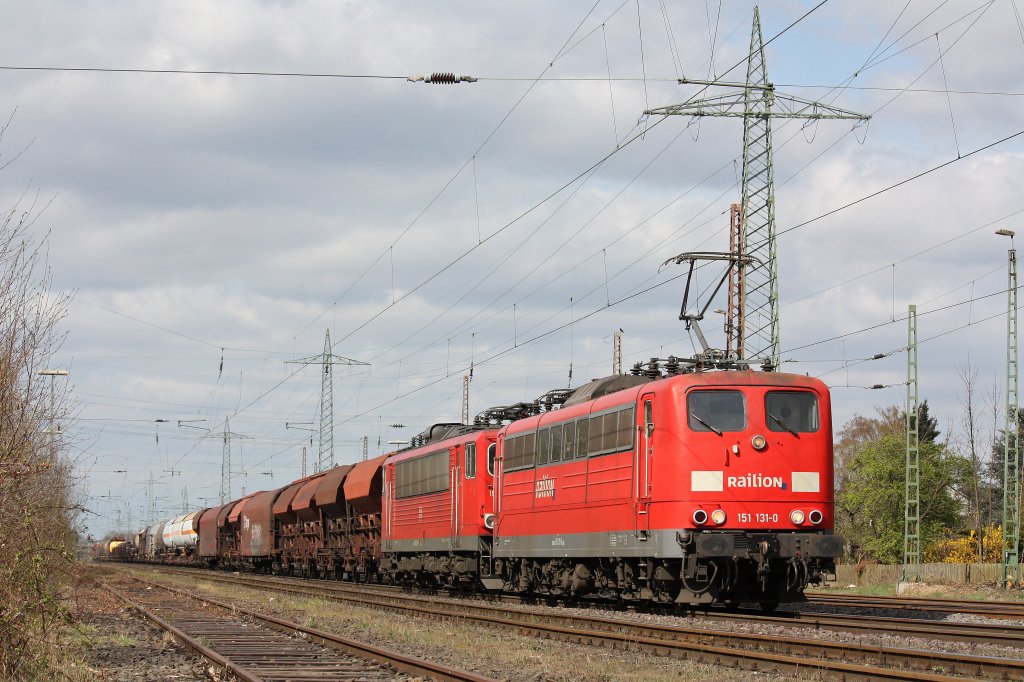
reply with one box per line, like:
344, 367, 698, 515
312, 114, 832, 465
383, 465, 394, 551
635, 394, 655, 539
450, 446, 461, 549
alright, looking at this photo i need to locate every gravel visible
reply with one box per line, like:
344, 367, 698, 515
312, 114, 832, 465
69, 570, 220, 681
107, 564, 1024, 680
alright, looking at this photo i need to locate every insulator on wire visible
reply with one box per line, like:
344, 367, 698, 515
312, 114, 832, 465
870, 384, 885, 389
407, 72, 478, 84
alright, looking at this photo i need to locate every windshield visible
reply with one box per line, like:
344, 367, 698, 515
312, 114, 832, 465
687, 390, 746, 432
765, 391, 819, 433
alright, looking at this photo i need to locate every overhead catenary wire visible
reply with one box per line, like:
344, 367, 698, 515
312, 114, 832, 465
76, 3, 1019, 524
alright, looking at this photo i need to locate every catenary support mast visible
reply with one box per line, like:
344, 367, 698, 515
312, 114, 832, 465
903, 305, 920, 583
1002, 231, 1020, 587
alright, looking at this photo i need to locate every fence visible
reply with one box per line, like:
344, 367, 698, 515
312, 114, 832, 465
833, 562, 1004, 586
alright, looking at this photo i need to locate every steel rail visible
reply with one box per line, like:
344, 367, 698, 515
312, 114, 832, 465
808, 591, 1024, 618
105, 576, 496, 682
134, 566, 1016, 681
102, 581, 267, 682
146, 564, 1024, 647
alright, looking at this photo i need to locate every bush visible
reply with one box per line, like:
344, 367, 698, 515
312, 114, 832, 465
925, 526, 1004, 564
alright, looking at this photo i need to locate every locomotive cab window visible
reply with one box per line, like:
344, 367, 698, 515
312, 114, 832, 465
465, 443, 477, 479
687, 390, 745, 433
487, 442, 496, 476
765, 391, 819, 433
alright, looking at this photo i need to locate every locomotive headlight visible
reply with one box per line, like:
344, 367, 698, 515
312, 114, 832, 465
711, 509, 727, 525
808, 509, 823, 525
692, 509, 709, 525
483, 513, 496, 530
751, 434, 767, 450
790, 510, 806, 525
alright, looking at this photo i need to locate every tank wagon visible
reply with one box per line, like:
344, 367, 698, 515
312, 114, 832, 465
89, 537, 133, 561
130, 363, 840, 609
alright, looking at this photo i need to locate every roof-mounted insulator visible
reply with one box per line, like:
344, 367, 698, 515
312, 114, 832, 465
407, 72, 478, 84
664, 356, 681, 375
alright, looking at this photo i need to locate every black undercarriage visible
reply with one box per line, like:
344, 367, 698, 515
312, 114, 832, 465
385, 530, 843, 609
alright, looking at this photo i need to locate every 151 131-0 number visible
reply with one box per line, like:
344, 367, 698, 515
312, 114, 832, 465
736, 512, 779, 523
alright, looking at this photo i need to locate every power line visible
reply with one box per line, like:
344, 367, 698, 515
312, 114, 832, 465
0, 64, 409, 79
775, 128, 1024, 241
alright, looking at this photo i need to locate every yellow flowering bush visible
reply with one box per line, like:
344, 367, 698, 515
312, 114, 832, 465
925, 526, 1004, 563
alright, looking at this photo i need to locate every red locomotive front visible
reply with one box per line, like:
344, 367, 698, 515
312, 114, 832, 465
491, 369, 842, 608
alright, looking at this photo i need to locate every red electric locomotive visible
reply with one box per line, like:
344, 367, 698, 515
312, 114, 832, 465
486, 365, 841, 608
381, 423, 499, 587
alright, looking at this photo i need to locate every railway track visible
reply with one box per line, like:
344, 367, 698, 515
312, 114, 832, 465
807, 591, 1024, 619
102, 575, 495, 682
132, 565, 1024, 681
142, 564, 1024, 647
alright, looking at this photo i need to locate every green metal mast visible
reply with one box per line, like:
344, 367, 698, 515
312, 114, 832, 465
1003, 238, 1020, 587
903, 304, 920, 583
644, 6, 869, 367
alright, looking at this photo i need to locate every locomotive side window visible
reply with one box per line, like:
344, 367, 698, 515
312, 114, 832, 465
536, 428, 551, 466
465, 442, 477, 479
506, 435, 521, 470
522, 432, 536, 468
587, 414, 604, 454
395, 450, 449, 498
687, 390, 746, 433
765, 391, 819, 433
575, 418, 589, 458
614, 407, 635, 450
549, 424, 563, 464
487, 443, 496, 476
586, 404, 636, 456
563, 422, 576, 460
504, 432, 536, 472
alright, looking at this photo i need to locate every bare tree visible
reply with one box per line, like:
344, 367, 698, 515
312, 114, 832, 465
0, 121, 76, 678
956, 362, 984, 557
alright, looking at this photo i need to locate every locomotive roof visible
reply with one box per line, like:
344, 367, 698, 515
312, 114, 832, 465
562, 374, 653, 406
503, 369, 827, 434
384, 427, 496, 465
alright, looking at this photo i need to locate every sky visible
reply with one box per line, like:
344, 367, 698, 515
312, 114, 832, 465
2, 0, 1023, 538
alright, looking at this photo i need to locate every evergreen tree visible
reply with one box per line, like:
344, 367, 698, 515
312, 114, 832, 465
917, 400, 940, 443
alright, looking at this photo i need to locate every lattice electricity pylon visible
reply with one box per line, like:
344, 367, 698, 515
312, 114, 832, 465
216, 417, 252, 504
288, 329, 369, 472
1003, 239, 1020, 587
903, 305, 921, 583
644, 6, 870, 367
